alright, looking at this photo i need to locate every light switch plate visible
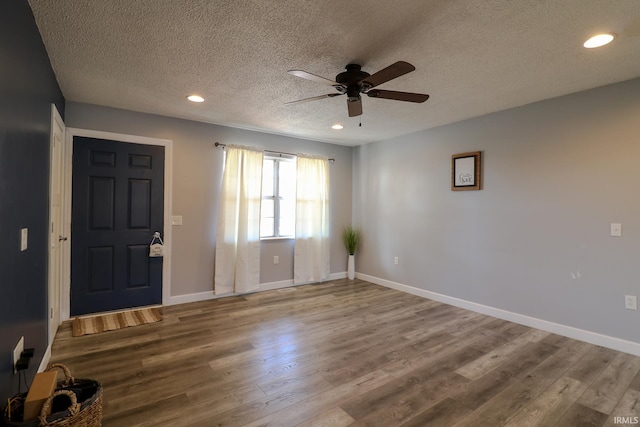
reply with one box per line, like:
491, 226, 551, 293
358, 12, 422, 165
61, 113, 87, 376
13, 336, 24, 373
625, 295, 637, 310
171, 215, 183, 226
20, 228, 28, 251
611, 223, 622, 237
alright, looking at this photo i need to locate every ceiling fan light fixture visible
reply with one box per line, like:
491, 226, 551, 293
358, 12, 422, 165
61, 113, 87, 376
187, 94, 205, 103
583, 33, 615, 48
331, 124, 344, 130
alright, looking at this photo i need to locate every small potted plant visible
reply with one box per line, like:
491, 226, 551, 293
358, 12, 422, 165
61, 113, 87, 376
343, 226, 360, 280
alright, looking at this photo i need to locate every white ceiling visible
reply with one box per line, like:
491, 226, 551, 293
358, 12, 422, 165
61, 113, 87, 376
29, 0, 640, 147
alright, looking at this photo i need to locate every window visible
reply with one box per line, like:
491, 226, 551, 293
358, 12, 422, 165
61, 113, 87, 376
261, 155, 296, 238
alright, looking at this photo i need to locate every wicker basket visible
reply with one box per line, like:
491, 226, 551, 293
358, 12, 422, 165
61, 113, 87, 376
3, 364, 102, 427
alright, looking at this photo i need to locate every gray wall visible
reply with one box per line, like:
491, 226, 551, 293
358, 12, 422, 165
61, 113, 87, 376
0, 1, 65, 403
353, 77, 640, 344
65, 102, 352, 297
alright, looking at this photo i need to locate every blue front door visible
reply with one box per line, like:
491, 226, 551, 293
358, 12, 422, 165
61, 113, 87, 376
71, 136, 164, 315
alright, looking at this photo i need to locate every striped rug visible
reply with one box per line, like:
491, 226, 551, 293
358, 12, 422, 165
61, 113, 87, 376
72, 308, 162, 337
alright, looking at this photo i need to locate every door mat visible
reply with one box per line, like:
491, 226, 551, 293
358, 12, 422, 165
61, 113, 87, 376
72, 308, 162, 337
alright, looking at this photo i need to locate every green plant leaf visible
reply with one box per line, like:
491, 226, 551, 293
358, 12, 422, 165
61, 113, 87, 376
343, 226, 359, 255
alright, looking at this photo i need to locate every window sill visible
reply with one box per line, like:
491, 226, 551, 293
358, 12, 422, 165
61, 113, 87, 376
260, 236, 295, 241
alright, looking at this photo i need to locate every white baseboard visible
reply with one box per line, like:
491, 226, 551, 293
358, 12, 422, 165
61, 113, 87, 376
167, 290, 217, 305
38, 342, 52, 372
330, 272, 348, 280
357, 272, 640, 357
291, 272, 348, 286
167, 272, 348, 306
259, 279, 295, 291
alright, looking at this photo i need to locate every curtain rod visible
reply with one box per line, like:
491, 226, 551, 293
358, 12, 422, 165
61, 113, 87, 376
214, 142, 335, 162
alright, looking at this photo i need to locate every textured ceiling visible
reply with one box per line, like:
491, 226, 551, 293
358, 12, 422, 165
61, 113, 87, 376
29, 0, 640, 146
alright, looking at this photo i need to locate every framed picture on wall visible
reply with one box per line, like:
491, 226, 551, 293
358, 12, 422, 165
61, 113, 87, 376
451, 151, 482, 191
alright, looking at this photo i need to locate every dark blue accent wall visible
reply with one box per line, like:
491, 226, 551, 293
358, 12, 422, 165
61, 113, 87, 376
0, 1, 65, 406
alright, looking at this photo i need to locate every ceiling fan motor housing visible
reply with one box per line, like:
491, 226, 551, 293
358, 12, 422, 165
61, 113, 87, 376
336, 64, 370, 101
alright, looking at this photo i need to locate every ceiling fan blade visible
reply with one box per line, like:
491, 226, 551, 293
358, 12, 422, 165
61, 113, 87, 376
288, 70, 341, 87
367, 89, 429, 103
285, 93, 343, 105
361, 61, 416, 88
347, 98, 363, 117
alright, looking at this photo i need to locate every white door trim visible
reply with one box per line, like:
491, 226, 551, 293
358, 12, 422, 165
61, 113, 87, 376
47, 104, 65, 346
61, 128, 173, 320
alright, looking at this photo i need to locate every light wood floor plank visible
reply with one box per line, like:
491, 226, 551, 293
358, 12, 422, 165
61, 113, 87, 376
450, 341, 560, 411
400, 397, 472, 427
602, 388, 640, 427
455, 329, 550, 380
47, 279, 640, 426
244, 370, 392, 427
553, 402, 608, 426
452, 352, 579, 427
503, 376, 586, 427
578, 352, 640, 414
295, 407, 355, 427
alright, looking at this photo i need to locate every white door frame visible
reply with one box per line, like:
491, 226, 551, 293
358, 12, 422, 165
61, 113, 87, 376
61, 128, 173, 320
47, 104, 65, 347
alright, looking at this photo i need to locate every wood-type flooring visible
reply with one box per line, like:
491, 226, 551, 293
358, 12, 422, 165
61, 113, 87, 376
50, 279, 640, 426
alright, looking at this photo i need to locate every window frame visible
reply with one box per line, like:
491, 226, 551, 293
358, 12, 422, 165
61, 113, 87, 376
261, 154, 296, 239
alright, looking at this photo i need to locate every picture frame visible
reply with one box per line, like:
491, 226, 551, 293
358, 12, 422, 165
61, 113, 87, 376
451, 151, 482, 191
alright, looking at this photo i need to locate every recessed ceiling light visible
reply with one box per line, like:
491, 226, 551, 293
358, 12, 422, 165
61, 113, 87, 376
583, 33, 615, 48
331, 124, 344, 130
187, 94, 205, 103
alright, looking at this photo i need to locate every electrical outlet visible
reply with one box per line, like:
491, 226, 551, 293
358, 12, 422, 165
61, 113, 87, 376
273, 255, 279, 265
611, 223, 622, 237
394, 256, 399, 265
625, 295, 637, 310
13, 336, 24, 374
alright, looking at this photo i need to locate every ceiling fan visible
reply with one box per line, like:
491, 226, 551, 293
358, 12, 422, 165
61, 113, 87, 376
286, 61, 429, 117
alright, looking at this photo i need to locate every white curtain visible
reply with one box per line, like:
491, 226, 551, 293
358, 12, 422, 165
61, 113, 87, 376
294, 155, 330, 284
215, 145, 264, 294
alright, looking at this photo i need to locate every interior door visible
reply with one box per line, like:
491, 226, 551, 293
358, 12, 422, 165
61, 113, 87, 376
71, 136, 164, 316
48, 105, 65, 344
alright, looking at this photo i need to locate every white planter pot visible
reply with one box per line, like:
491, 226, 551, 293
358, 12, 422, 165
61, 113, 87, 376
347, 254, 355, 280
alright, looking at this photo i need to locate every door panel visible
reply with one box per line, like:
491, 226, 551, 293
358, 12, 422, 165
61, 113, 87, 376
71, 136, 164, 315
128, 245, 151, 287
90, 177, 115, 229
129, 179, 151, 228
